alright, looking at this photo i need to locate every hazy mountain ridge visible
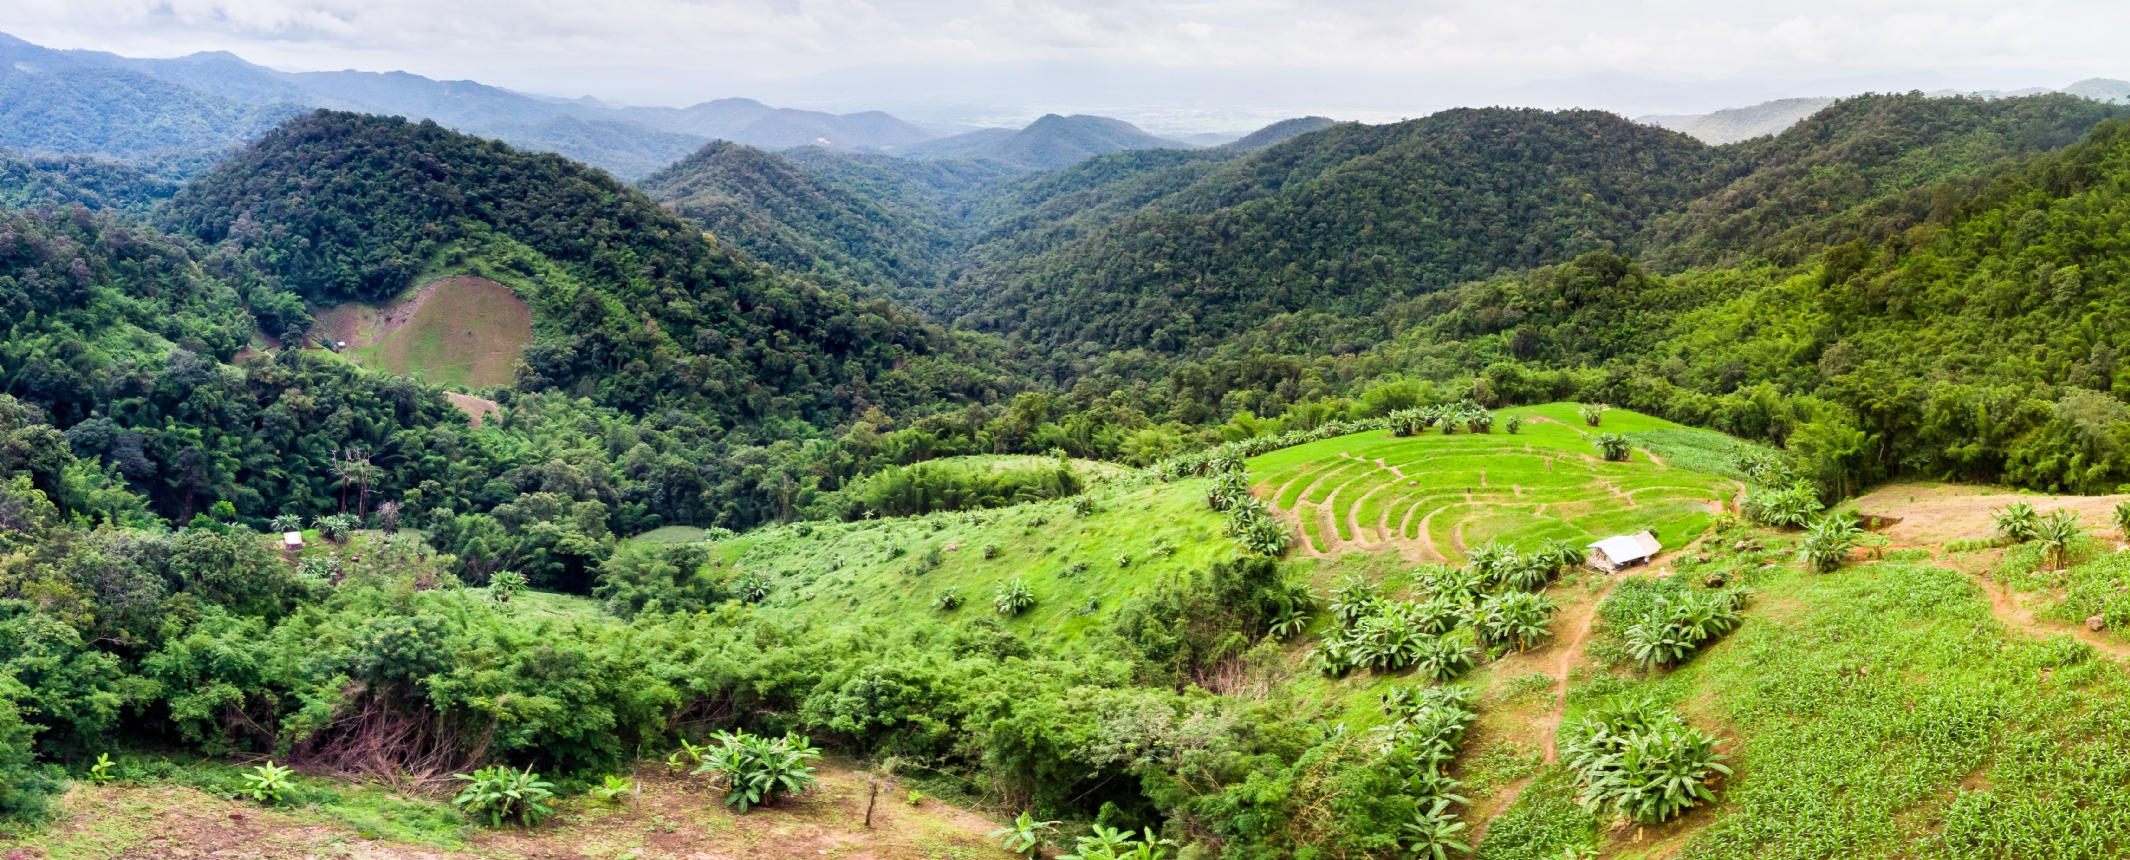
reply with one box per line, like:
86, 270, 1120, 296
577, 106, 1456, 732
892, 114, 1193, 170
0, 32, 946, 179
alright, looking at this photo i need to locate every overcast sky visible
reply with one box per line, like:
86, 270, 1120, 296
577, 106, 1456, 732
2, 1, 2123, 129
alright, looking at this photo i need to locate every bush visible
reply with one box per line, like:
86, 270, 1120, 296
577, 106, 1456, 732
1593, 432, 1631, 462
452, 765, 556, 827
1993, 502, 2040, 542
1743, 481, 1823, 527
1558, 698, 1729, 824
693, 729, 820, 812
933, 586, 964, 611
1800, 512, 1863, 572
994, 578, 1036, 617
1472, 591, 1557, 651
1578, 403, 1608, 426
239, 760, 295, 804
1619, 588, 1744, 669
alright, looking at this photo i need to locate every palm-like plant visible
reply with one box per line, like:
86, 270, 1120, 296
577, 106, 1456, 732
2114, 499, 2130, 538
1993, 501, 2040, 542
241, 760, 295, 804
451, 764, 556, 827
1559, 698, 1730, 824
1473, 591, 1557, 651
1504, 414, 1525, 435
1593, 432, 1632, 462
932, 586, 964, 611
1062, 825, 1175, 860
488, 569, 528, 604
991, 811, 1062, 859
1800, 511, 1863, 572
1399, 797, 1471, 860
1578, 403, 1608, 426
1465, 410, 1494, 434
735, 573, 771, 603
1744, 481, 1823, 527
1329, 577, 1383, 626
2035, 508, 2084, 570
269, 513, 303, 533
693, 730, 820, 812
1411, 632, 1478, 682
994, 578, 1037, 616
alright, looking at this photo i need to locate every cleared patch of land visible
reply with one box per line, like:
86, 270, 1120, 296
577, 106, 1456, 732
3, 763, 1001, 860
1849, 481, 2128, 548
315, 276, 533, 389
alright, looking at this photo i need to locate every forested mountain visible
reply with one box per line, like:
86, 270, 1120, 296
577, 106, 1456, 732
0, 149, 177, 215
0, 32, 944, 179
891, 113, 1191, 169
0, 34, 302, 162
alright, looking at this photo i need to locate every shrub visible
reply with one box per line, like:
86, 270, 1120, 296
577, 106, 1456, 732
933, 587, 964, 611
1504, 414, 1525, 435
1411, 632, 1479, 682
1620, 589, 1744, 669
268, 514, 302, 533
1579, 403, 1608, 426
452, 765, 556, 827
2115, 499, 2130, 537
1993, 502, 2040, 542
1744, 481, 1823, 527
487, 569, 528, 604
2035, 509, 2084, 570
983, 543, 1001, 559
1400, 798, 1470, 860
994, 578, 1036, 616
1473, 591, 1557, 651
693, 730, 820, 812
1061, 825, 1175, 860
1593, 432, 1631, 462
1800, 512, 1863, 572
240, 760, 293, 804
735, 573, 770, 603
590, 774, 633, 802
992, 810, 1061, 858
1559, 698, 1729, 824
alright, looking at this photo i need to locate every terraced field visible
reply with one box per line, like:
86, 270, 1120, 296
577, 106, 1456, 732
1250, 403, 1737, 561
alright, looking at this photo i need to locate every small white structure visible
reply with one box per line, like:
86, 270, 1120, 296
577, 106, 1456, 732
1587, 531, 1661, 572
283, 531, 305, 551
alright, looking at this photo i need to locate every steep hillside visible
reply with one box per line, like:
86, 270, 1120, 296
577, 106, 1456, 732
935, 108, 1722, 351
0, 148, 177, 215
1648, 92, 2130, 269
637, 141, 961, 296
158, 110, 961, 424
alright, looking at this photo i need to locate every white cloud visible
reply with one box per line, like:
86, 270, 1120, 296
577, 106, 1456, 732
0, 0, 2122, 114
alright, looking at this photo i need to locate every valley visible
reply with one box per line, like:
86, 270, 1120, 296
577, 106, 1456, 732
6, 31, 2130, 858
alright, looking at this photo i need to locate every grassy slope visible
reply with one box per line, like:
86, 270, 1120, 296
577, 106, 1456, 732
347, 276, 534, 389
713, 469, 1234, 645
1250, 404, 1733, 560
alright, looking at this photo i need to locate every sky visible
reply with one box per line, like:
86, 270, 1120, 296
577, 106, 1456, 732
2, 1, 2125, 132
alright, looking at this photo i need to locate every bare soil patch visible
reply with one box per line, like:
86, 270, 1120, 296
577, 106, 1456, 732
445, 392, 502, 429
3, 765, 1002, 860
1849, 482, 2128, 549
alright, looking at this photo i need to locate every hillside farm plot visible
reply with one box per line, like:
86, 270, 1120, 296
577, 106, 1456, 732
316, 275, 534, 388
1250, 404, 1737, 561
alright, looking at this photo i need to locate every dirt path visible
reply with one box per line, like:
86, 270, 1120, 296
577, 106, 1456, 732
1979, 574, 2130, 659
1470, 572, 1618, 843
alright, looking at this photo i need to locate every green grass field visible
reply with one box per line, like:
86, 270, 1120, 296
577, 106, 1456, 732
707, 469, 1234, 645
322, 276, 534, 389
1248, 404, 1736, 561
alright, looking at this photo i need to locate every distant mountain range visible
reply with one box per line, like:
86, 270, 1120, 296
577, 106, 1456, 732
0, 31, 1286, 180
1643, 79, 2130, 144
